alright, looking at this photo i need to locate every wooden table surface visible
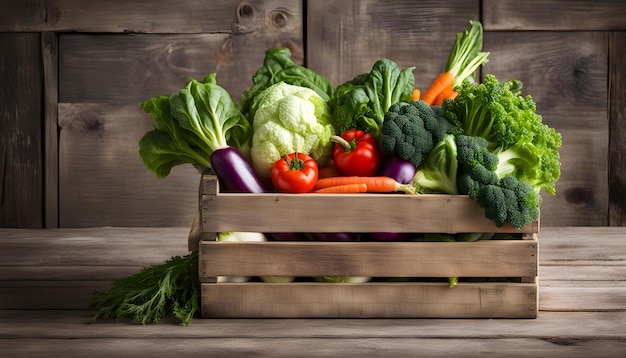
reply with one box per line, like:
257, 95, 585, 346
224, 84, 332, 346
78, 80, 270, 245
1, 226, 625, 357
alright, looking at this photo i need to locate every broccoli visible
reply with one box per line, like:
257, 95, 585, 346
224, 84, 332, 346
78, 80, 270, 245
443, 74, 562, 195
456, 135, 541, 228
380, 100, 461, 167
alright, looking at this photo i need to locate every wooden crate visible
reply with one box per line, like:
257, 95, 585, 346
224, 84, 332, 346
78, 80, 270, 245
191, 172, 539, 319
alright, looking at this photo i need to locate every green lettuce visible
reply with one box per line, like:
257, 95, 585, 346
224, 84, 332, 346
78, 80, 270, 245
139, 74, 252, 178
329, 59, 415, 138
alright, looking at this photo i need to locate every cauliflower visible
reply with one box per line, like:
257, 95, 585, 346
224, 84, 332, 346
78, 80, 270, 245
250, 82, 335, 178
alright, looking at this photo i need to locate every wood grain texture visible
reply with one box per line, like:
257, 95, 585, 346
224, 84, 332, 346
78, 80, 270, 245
200, 173, 539, 234
58, 15, 302, 104
57, 103, 200, 227
306, 0, 479, 89
483, 31, 608, 226
3, 337, 626, 358
200, 240, 537, 277
0, 33, 43, 228
42, 32, 59, 228
609, 32, 626, 225
483, 0, 626, 30
0, 227, 625, 356
0, 0, 300, 34
1, 0, 625, 228
52, 1, 303, 227
201, 282, 538, 318
201, 194, 540, 234
0, 309, 624, 339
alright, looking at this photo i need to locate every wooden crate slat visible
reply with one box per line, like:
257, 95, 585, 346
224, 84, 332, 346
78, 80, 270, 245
199, 240, 538, 278
201, 193, 539, 234
201, 282, 537, 318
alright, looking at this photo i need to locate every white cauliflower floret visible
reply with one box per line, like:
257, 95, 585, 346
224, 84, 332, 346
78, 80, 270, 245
250, 82, 335, 178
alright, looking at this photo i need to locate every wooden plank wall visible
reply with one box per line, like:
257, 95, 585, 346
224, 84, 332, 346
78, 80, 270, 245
0, 0, 625, 228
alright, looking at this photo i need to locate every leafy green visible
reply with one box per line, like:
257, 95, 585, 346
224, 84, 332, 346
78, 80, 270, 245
139, 73, 252, 178
412, 133, 459, 194
239, 47, 333, 120
444, 20, 490, 87
90, 252, 199, 326
329, 59, 415, 138
443, 74, 562, 195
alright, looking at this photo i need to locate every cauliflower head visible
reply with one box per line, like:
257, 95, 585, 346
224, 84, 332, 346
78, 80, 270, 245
250, 82, 335, 178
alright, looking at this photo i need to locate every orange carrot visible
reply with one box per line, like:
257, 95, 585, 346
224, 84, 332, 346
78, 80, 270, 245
314, 176, 416, 194
313, 183, 368, 193
420, 72, 455, 106
411, 88, 421, 101
433, 87, 458, 106
318, 165, 341, 179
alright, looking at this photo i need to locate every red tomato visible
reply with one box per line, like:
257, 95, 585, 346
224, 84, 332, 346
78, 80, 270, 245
271, 152, 319, 193
332, 129, 381, 177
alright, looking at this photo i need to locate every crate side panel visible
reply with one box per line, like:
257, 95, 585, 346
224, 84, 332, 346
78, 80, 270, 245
200, 240, 538, 278
201, 193, 539, 234
201, 282, 537, 318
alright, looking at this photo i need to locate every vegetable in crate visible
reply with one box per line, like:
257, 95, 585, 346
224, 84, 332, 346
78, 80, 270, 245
249, 82, 335, 178
331, 129, 381, 177
421, 20, 490, 106
314, 276, 371, 283
139, 73, 265, 193
315, 176, 416, 194
456, 135, 542, 229
443, 74, 562, 196
410, 134, 543, 229
379, 100, 461, 168
376, 154, 417, 185
239, 47, 334, 120
271, 152, 319, 193
329, 59, 415, 138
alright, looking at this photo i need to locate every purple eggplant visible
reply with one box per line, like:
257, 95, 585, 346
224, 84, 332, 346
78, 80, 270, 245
210, 147, 266, 193
369, 232, 411, 241
310, 232, 359, 242
269, 232, 309, 241
377, 155, 417, 185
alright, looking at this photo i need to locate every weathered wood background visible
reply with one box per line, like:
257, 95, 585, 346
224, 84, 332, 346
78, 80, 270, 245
1, 0, 625, 228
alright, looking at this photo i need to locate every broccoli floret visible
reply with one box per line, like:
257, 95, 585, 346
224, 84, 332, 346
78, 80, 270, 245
455, 135, 498, 173
380, 100, 461, 167
443, 74, 562, 195
455, 135, 541, 228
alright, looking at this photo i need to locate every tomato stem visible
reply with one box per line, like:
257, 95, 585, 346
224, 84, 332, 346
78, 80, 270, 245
286, 152, 306, 171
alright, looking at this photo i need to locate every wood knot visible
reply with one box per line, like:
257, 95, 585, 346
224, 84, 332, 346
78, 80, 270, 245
564, 186, 594, 208
270, 10, 287, 28
233, 1, 256, 33
237, 2, 254, 19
